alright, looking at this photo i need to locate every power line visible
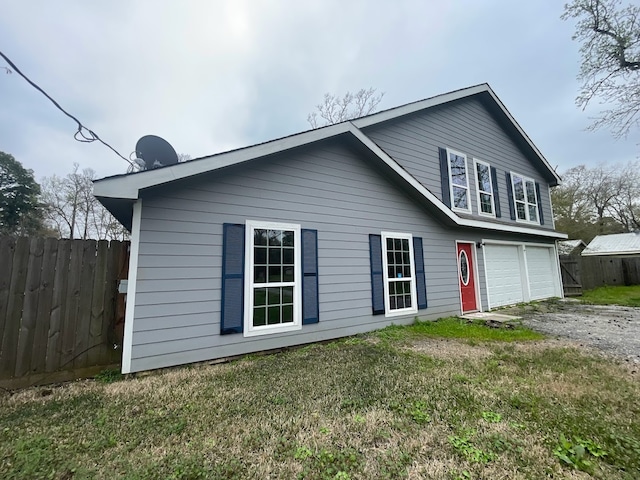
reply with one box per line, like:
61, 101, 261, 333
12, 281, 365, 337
0, 50, 133, 167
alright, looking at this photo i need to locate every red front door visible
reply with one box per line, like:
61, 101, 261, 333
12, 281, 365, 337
457, 243, 478, 313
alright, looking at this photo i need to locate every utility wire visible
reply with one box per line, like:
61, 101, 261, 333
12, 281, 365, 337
0, 50, 133, 167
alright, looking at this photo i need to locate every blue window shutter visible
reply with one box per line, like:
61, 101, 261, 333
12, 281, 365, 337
413, 236, 428, 310
221, 223, 245, 334
369, 234, 385, 315
301, 229, 319, 325
505, 172, 516, 220
439, 148, 451, 208
535, 182, 545, 225
490, 166, 501, 218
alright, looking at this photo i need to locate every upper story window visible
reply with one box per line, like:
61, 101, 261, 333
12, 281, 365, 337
510, 173, 538, 223
474, 159, 495, 217
244, 220, 302, 337
381, 232, 418, 317
447, 149, 471, 213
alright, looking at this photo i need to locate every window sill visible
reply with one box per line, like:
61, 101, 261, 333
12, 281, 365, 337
452, 206, 472, 214
477, 211, 496, 219
385, 307, 418, 318
514, 219, 540, 226
243, 322, 302, 337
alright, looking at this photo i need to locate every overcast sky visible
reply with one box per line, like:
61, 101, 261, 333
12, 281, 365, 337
0, 0, 638, 183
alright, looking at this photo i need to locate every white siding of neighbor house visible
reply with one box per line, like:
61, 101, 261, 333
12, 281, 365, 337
127, 140, 555, 372
362, 96, 555, 230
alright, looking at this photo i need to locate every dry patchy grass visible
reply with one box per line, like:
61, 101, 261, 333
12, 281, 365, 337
1, 321, 639, 479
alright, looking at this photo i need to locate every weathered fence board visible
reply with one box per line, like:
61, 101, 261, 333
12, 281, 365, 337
32, 238, 57, 373
46, 239, 71, 373
88, 240, 109, 367
0, 237, 129, 386
15, 237, 45, 377
1, 237, 30, 378
0, 237, 16, 352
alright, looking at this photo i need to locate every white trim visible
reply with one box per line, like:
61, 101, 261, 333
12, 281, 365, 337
473, 158, 495, 218
510, 172, 539, 225
553, 242, 565, 299
243, 220, 302, 337
381, 231, 418, 318
121, 199, 142, 374
456, 241, 481, 313
482, 239, 556, 248
548, 186, 556, 229
459, 250, 470, 286
446, 148, 472, 214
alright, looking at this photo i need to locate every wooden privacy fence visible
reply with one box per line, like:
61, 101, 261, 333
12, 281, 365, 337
559, 254, 640, 293
580, 255, 640, 291
0, 237, 129, 388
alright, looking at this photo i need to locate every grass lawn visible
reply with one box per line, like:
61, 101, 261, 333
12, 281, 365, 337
2, 318, 639, 479
580, 285, 640, 307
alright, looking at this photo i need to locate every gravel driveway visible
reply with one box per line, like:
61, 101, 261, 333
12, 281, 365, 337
511, 300, 640, 365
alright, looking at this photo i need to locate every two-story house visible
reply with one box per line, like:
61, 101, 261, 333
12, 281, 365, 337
94, 83, 566, 374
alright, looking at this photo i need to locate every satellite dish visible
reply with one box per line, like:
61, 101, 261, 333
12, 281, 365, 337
135, 135, 179, 170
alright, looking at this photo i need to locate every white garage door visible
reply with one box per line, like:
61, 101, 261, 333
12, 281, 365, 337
484, 244, 524, 308
526, 246, 558, 300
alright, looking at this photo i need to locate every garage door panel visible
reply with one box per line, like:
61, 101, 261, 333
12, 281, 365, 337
526, 246, 558, 300
484, 244, 524, 308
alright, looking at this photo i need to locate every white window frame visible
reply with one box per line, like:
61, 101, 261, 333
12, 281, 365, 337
381, 231, 418, 318
244, 220, 302, 337
473, 158, 495, 217
446, 148, 472, 213
510, 173, 539, 224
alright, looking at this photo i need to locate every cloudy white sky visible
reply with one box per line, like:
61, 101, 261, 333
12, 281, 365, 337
0, 0, 638, 183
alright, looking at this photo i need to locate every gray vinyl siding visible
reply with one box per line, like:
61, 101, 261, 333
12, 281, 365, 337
128, 140, 555, 373
363, 97, 554, 230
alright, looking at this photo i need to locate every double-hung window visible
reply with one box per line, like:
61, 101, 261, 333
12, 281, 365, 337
244, 220, 302, 336
510, 173, 538, 223
381, 232, 418, 317
447, 149, 471, 213
474, 159, 495, 216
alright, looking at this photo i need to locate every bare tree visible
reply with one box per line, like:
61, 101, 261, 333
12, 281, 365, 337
608, 161, 640, 230
552, 161, 640, 241
41, 164, 128, 240
307, 88, 385, 128
562, 0, 640, 137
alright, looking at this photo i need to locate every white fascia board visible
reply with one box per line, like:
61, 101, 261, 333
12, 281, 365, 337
348, 124, 567, 240
93, 122, 353, 200
458, 217, 568, 239
352, 84, 489, 129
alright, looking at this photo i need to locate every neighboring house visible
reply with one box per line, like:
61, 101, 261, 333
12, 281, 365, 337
582, 232, 640, 258
558, 239, 586, 256
94, 83, 566, 374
